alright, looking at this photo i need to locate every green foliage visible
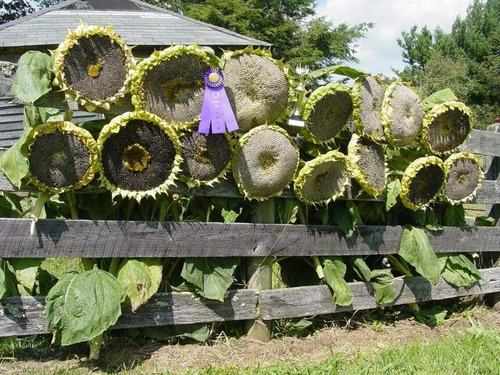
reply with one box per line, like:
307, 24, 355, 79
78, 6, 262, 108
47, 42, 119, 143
396, 0, 500, 128
0, 0, 34, 24
321, 257, 353, 306
423, 88, 458, 110
352, 257, 396, 305
0, 259, 18, 299
8, 258, 43, 294
45, 269, 124, 346
438, 254, 482, 287
11, 51, 54, 103
399, 227, 440, 284
181, 258, 238, 301
116, 258, 163, 312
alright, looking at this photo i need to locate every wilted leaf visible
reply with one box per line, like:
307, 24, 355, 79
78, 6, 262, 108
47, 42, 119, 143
176, 324, 211, 342
307, 65, 366, 80
181, 258, 238, 301
11, 51, 54, 103
423, 88, 457, 110
0, 129, 29, 188
8, 258, 43, 293
385, 179, 402, 211
475, 216, 495, 227
116, 258, 163, 312
221, 208, 241, 223
352, 257, 371, 282
371, 269, 396, 305
399, 227, 440, 284
415, 306, 448, 326
46, 269, 124, 346
321, 257, 353, 306
440, 254, 482, 287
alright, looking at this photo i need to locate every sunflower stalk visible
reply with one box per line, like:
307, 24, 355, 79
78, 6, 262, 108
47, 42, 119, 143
66, 191, 79, 220
29, 191, 50, 237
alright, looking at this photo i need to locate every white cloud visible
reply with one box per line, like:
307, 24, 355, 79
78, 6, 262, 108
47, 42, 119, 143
316, 0, 470, 77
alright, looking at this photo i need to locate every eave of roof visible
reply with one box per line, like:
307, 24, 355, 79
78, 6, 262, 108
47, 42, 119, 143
0, 0, 271, 49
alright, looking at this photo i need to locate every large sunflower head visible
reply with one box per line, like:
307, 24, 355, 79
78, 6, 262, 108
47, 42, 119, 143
23, 121, 99, 194
347, 133, 387, 197
351, 75, 385, 142
302, 83, 353, 144
178, 126, 233, 188
130, 45, 218, 128
97, 111, 182, 201
294, 150, 350, 205
222, 48, 290, 132
382, 82, 423, 147
443, 152, 484, 204
52, 22, 135, 112
422, 101, 472, 154
232, 125, 299, 200
400, 156, 446, 210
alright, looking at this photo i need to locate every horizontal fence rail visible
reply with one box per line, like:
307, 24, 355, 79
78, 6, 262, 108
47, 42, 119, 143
1, 267, 498, 337
1, 218, 500, 258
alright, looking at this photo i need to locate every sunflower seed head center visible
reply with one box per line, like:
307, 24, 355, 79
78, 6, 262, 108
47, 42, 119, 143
87, 58, 104, 78
123, 143, 151, 172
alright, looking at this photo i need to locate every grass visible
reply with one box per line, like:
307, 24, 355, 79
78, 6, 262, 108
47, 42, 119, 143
181, 328, 500, 375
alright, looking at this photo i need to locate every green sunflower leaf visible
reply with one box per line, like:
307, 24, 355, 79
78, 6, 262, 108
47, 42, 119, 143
0, 259, 18, 300
443, 204, 467, 226
181, 258, 238, 301
352, 257, 371, 282
8, 258, 43, 294
440, 254, 482, 288
307, 65, 366, 81
371, 269, 396, 305
399, 227, 440, 285
385, 179, 402, 211
11, 51, 54, 103
474, 216, 495, 227
321, 257, 353, 306
45, 269, 124, 346
332, 204, 357, 237
0, 129, 29, 189
423, 88, 457, 110
116, 258, 163, 312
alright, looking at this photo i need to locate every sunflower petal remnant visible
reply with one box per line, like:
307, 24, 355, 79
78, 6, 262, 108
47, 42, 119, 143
302, 83, 353, 144
294, 150, 351, 205
24, 121, 99, 193
443, 152, 484, 204
351, 75, 385, 142
222, 48, 291, 133
97, 111, 182, 201
400, 156, 446, 210
382, 81, 423, 147
232, 125, 299, 200
130, 45, 218, 128
52, 22, 135, 112
422, 101, 472, 154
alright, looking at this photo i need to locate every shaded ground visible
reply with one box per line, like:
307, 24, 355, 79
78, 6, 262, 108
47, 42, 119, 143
0, 302, 499, 374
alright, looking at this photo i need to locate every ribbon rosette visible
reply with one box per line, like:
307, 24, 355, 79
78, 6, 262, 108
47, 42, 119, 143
198, 68, 239, 134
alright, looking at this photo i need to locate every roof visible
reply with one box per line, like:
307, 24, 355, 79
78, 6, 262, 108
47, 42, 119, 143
0, 0, 270, 49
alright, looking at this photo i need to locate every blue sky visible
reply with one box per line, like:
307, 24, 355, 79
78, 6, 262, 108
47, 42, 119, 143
315, 0, 471, 77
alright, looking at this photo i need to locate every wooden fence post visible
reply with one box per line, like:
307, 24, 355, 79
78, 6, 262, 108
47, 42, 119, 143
484, 123, 500, 310
246, 198, 274, 341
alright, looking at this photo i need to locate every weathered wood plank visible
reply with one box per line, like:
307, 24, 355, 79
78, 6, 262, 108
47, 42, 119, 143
474, 180, 500, 204
1, 268, 498, 338
462, 129, 500, 157
260, 267, 500, 320
0, 218, 499, 258
0, 289, 259, 337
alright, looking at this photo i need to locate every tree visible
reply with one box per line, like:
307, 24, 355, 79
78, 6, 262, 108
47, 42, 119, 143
0, 0, 35, 24
396, 0, 500, 128
143, 0, 372, 70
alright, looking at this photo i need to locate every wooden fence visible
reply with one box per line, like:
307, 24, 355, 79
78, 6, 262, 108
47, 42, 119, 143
0, 127, 499, 340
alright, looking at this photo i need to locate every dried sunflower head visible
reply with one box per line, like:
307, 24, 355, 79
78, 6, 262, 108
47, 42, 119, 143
130, 45, 218, 128
294, 150, 350, 205
443, 152, 484, 204
97, 111, 182, 201
52, 22, 135, 112
382, 82, 423, 147
400, 156, 446, 210
302, 83, 353, 144
23, 121, 99, 194
222, 48, 290, 132
348, 133, 387, 197
351, 75, 385, 142
232, 125, 299, 200
422, 101, 472, 154
178, 126, 233, 188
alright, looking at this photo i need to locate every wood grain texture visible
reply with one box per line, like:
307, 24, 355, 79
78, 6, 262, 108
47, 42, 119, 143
463, 129, 500, 157
260, 267, 500, 320
1, 268, 498, 338
0, 289, 259, 337
1, 218, 499, 258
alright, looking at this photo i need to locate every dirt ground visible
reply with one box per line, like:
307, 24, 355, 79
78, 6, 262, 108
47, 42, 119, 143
0, 304, 499, 375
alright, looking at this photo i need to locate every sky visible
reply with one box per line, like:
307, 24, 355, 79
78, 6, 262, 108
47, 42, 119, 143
316, 0, 471, 77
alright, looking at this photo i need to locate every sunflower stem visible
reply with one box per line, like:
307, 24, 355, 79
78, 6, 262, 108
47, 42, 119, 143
158, 200, 168, 221
313, 256, 324, 279
63, 109, 74, 122
66, 191, 79, 220
88, 333, 103, 361
29, 192, 50, 237
108, 257, 121, 277
124, 199, 135, 221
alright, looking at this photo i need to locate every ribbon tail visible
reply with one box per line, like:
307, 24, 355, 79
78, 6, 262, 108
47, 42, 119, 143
198, 90, 212, 134
219, 88, 239, 132
211, 98, 225, 134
